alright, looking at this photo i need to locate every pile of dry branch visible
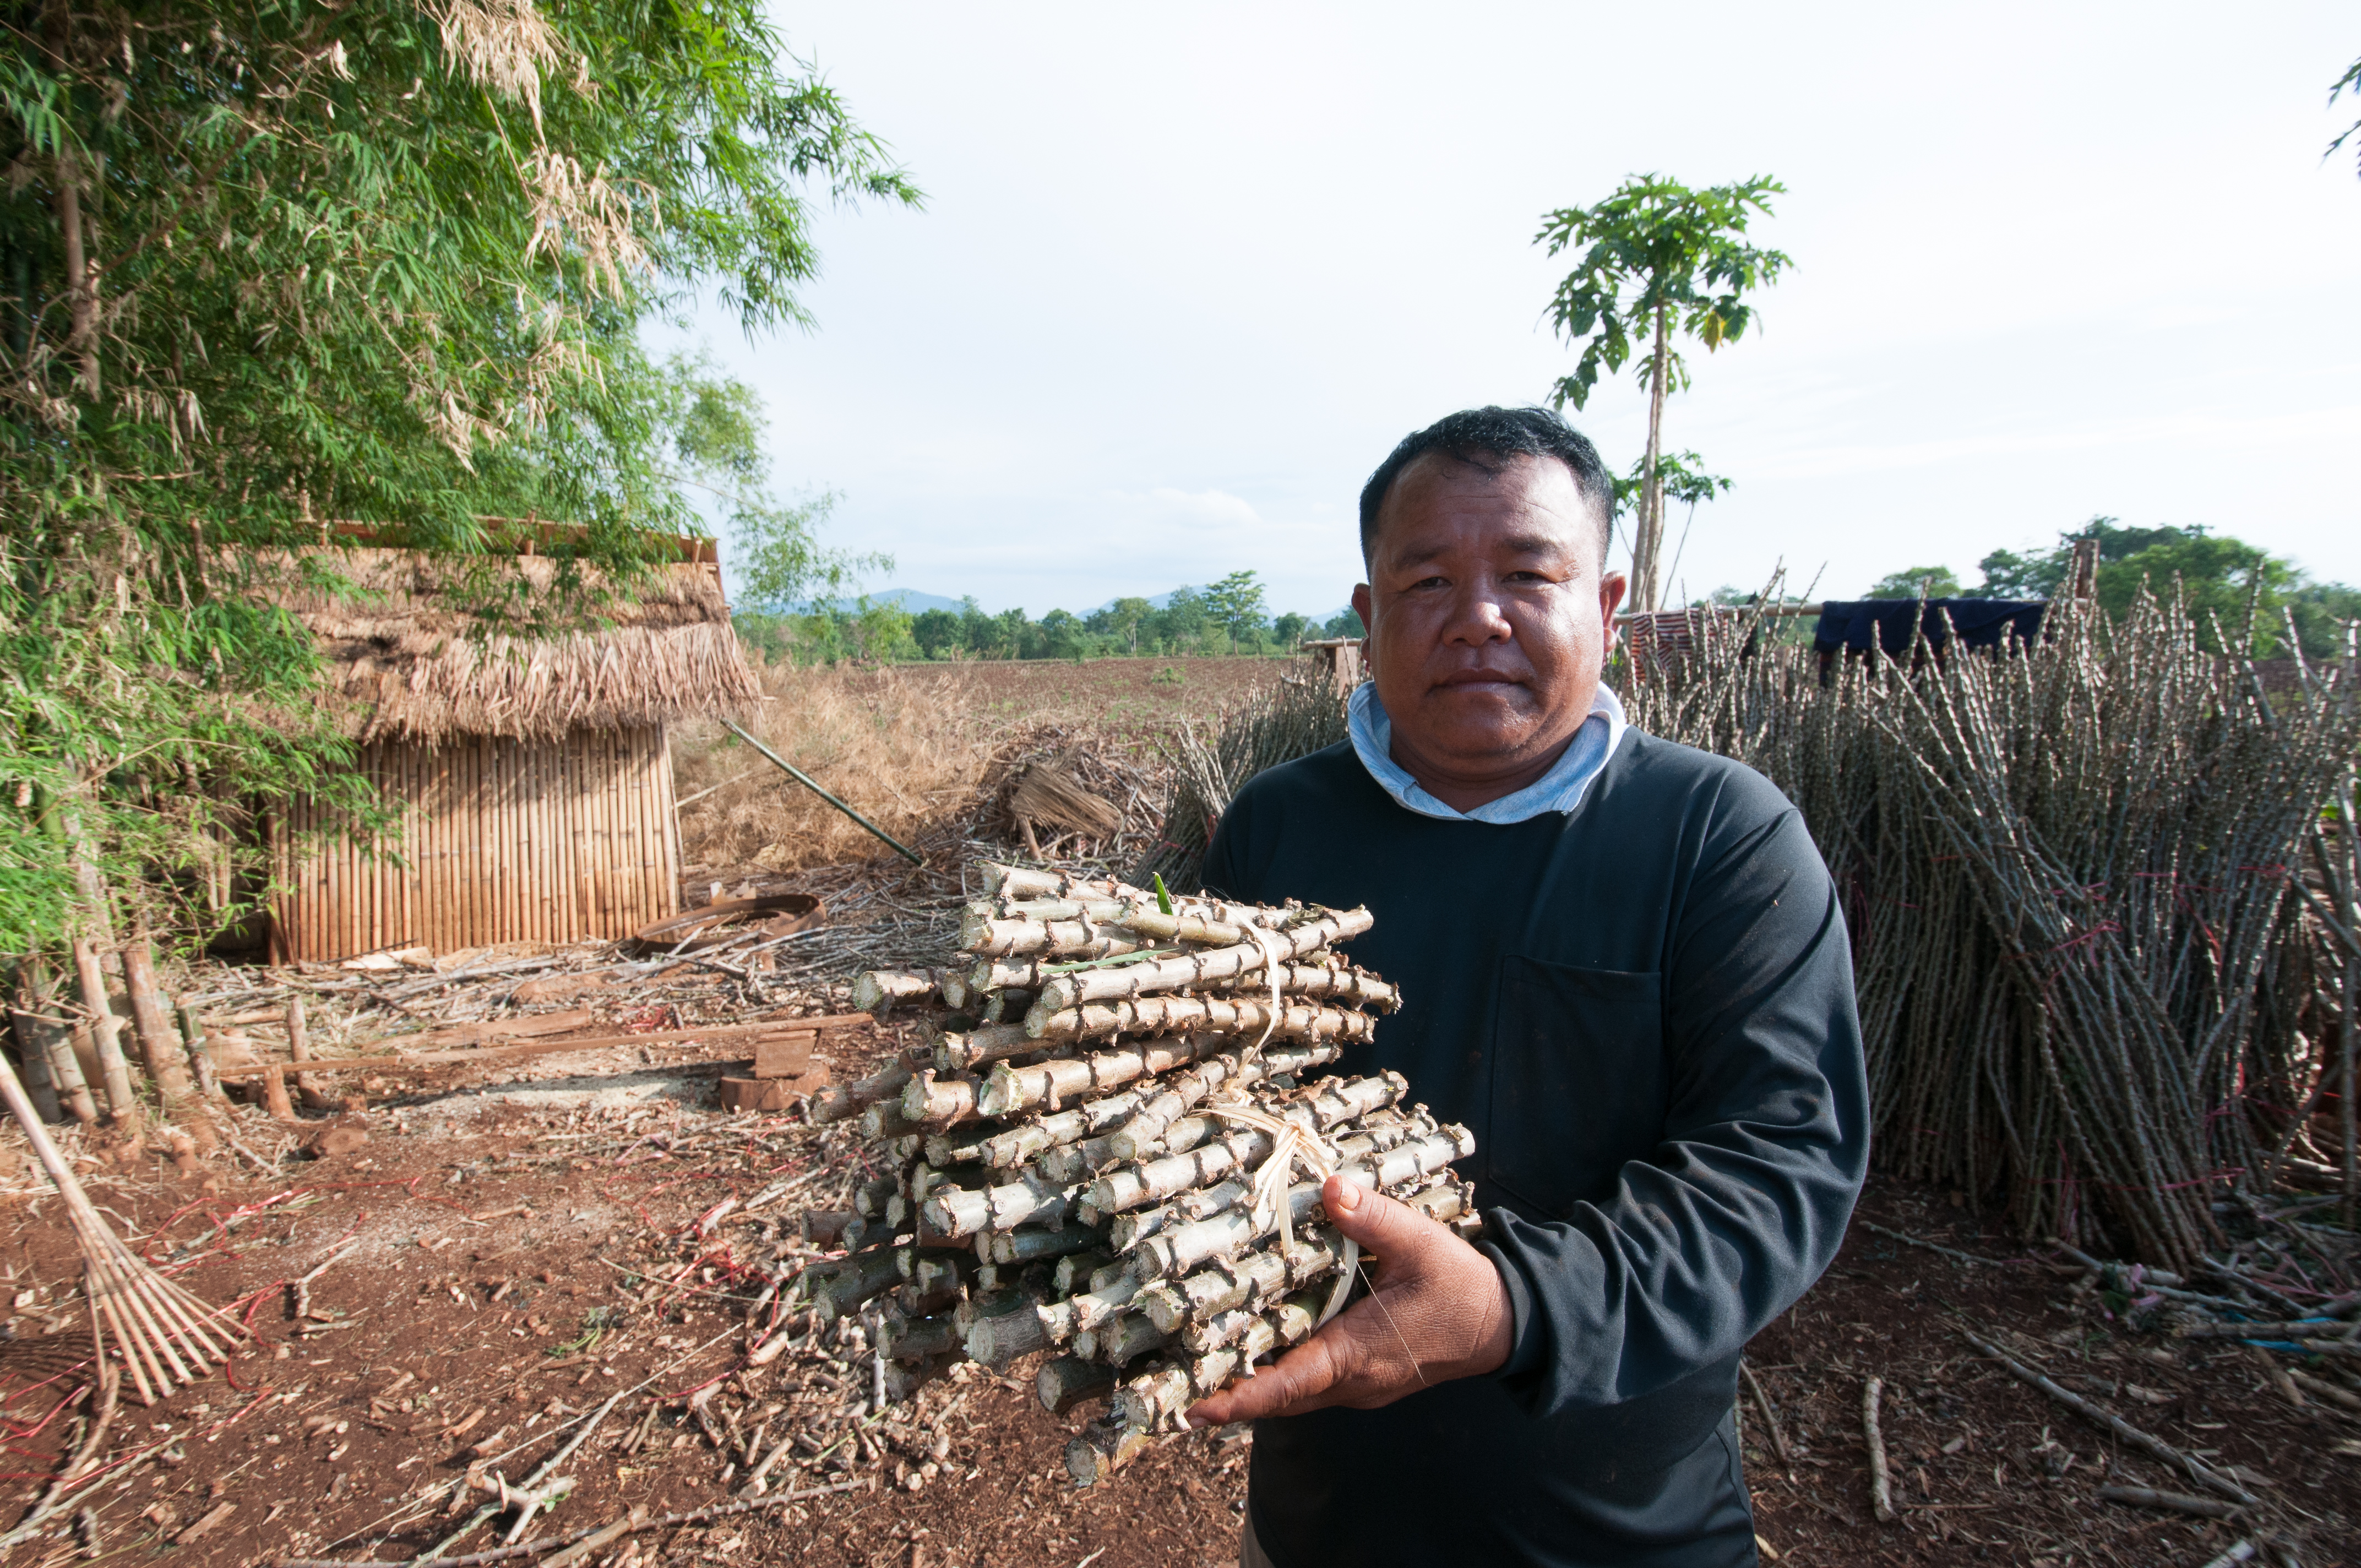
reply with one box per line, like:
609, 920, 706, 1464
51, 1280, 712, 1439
1132, 672, 1348, 891
812, 861, 1474, 1484
1625, 589, 2361, 1268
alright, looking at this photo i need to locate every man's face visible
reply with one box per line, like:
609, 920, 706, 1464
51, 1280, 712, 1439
1351, 451, 1625, 799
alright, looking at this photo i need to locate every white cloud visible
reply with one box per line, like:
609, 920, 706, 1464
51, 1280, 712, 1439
677, 0, 2360, 614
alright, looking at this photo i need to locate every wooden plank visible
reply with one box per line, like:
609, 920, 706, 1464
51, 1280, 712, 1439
550, 731, 573, 940
477, 737, 496, 945
506, 736, 526, 944
401, 743, 423, 949
210, 1013, 871, 1080
416, 1008, 595, 1049
472, 737, 491, 948
655, 724, 683, 923
719, 1068, 831, 1112
640, 727, 659, 928
426, 744, 446, 955
492, 737, 513, 945
633, 725, 656, 933
600, 727, 621, 936
551, 733, 570, 940
753, 1035, 815, 1080
537, 734, 556, 943
612, 727, 632, 935
589, 728, 613, 937
519, 737, 540, 945
363, 746, 382, 954
278, 799, 298, 963
323, 788, 344, 962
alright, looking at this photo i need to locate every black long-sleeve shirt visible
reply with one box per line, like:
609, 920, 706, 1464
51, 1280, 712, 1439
1200, 733, 1868, 1568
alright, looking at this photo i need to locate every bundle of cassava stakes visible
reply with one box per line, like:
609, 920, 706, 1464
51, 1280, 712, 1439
802, 861, 1478, 1485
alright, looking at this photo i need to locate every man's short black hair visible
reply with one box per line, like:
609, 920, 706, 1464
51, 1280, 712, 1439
1357, 405, 1614, 570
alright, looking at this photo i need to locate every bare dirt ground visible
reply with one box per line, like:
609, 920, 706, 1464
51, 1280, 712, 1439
1, 1011, 2353, 1568
5, 655, 2354, 1567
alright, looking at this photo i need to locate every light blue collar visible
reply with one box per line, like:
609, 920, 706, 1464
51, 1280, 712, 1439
1346, 680, 1629, 824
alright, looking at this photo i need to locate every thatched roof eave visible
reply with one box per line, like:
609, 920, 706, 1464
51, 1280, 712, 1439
276, 547, 761, 744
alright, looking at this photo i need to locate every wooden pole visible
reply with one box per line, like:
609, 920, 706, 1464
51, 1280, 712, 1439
719, 719, 922, 866
260, 1064, 297, 1122
285, 998, 332, 1111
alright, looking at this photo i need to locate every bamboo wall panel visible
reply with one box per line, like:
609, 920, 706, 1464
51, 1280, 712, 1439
271, 725, 683, 962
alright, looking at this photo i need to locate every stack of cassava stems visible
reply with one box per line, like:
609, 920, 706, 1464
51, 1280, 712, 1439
814, 862, 1478, 1486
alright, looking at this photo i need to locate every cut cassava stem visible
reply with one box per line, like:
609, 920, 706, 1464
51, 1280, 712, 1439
1026, 907, 1374, 1019
851, 970, 945, 1014
1863, 1376, 1896, 1523
1026, 995, 1378, 1049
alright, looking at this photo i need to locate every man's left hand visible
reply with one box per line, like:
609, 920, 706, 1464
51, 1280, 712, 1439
1184, 1174, 1514, 1427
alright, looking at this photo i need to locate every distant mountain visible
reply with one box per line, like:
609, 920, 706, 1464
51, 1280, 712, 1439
788, 587, 1354, 622
1089, 589, 1186, 614
794, 587, 967, 616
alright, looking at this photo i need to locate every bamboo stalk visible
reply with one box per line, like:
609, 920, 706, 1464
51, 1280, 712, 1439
69, 938, 136, 1123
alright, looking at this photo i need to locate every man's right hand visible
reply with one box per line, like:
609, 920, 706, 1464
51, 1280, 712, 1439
1185, 1175, 1514, 1427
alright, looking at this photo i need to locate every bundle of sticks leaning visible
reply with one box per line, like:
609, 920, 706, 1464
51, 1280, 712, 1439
809, 861, 1479, 1487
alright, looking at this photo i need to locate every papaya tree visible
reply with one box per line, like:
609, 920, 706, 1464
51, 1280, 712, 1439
1536, 175, 1789, 611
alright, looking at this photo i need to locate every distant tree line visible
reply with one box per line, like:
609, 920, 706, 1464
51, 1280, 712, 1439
1860, 518, 2360, 659
734, 569, 1367, 666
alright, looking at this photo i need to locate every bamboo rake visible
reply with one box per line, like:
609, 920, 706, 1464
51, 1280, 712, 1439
0, 1054, 245, 1405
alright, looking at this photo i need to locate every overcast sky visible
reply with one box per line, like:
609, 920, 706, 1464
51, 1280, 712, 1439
665, 2, 2361, 620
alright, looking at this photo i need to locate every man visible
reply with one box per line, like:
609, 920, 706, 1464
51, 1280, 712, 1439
1185, 406, 1868, 1567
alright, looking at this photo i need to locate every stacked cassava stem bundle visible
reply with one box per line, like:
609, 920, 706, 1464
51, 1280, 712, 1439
1622, 585, 2361, 1265
814, 862, 1476, 1486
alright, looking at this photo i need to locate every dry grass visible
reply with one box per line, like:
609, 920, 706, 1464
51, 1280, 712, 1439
670, 658, 1228, 880
670, 661, 992, 872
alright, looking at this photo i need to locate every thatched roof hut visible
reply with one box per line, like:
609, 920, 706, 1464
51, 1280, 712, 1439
270, 538, 759, 963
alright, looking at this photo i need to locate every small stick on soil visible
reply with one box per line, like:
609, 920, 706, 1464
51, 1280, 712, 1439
220, 1118, 280, 1172
2196, 1542, 2257, 1568
278, 1479, 865, 1568
423, 1379, 638, 1559
2288, 1369, 2361, 1413
0, 1364, 118, 1549
535, 1506, 644, 1568
1859, 1221, 2008, 1267
1739, 1358, 1792, 1469
1957, 1329, 2256, 1506
2251, 1347, 2305, 1409
1863, 1376, 1896, 1524
2095, 1485, 2242, 1519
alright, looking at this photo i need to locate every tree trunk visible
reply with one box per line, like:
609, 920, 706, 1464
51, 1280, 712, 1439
1634, 304, 1672, 613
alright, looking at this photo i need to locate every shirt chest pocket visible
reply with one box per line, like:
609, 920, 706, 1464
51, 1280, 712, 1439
1485, 956, 1665, 1221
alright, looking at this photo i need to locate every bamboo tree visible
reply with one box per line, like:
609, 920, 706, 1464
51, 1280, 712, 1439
0, 0, 920, 962
1536, 176, 1789, 612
